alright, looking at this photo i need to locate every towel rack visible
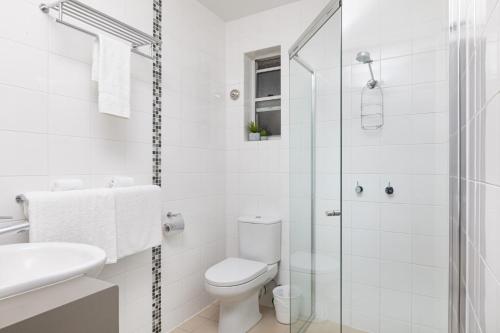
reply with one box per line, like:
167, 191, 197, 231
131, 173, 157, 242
39, 0, 160, 59
0, 222, 29, 236
16, 194, 27, 204
0, 195, 30, 235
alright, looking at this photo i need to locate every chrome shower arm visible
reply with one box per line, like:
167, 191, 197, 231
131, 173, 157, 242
367, 62, 376, 82
366, 62, 378, 89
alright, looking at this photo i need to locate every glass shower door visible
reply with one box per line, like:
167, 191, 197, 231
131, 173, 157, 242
289, 2, 342, 332
289, 57, 315, 333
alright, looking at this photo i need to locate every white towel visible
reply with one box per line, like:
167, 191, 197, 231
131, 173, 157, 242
25, 189, 117, 263
108, 176, 135, 188
92, 34, 131, 118
113, 185, 162, 259
50, 179, 84, 191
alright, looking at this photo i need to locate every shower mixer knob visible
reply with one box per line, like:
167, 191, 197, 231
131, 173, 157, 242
385, 183, 394, 195
355, 182, 364, 194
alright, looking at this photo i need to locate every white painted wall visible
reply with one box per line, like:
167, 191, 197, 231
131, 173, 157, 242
0, 1, 154, 332
161, 0, 227, 331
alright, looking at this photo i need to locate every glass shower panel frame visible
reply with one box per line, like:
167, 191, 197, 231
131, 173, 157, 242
289, 56, 316, 333
289, 1, 342, 332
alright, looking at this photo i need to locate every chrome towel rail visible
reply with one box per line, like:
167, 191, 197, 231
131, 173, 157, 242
0, 196, 29, 235
15, 194, 27, 204
39, 0, 160, 59
0, 222, 29, 236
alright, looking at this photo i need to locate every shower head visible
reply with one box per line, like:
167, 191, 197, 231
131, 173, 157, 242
355, 51, 377, 89
356, 51, 373, 64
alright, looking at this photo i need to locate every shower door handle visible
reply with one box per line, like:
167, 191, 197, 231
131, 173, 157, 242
325, 210, 341, 217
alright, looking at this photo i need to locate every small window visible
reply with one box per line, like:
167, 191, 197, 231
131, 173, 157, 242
254, 55, 281, 137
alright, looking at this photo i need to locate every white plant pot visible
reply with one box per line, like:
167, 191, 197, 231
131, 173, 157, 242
249, 133, 260, 141
260, 136, 268, 141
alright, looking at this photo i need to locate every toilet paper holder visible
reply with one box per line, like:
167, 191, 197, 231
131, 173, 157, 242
163, 212, 185, 234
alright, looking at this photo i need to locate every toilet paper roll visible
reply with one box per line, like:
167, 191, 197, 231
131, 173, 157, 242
163, 212, 185, 235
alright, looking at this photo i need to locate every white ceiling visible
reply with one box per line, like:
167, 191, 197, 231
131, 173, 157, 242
197, 0, 302, 21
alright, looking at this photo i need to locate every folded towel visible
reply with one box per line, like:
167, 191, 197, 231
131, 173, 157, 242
24, 189, 117, 263
50, 179, 84, 191
92, 34, 131, 118
113, 185, 162, 259
108, 176, 135, 188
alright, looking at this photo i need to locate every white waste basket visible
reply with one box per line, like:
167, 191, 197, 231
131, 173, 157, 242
273, 285, 300, 324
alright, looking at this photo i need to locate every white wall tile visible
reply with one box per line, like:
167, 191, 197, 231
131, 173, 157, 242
412, 235, 448, 268
381, 289, 412, 322
0, 0, 49, 50
412, 50, 448, 84
0, 131, 48, 176
412, 265, 448, 298
48, 95, 90, 137
380, 261, 412, 292
342, 0, 449, 330
412, 294, 448, 329
0, 84, 48, 133
0, 39, 48, 92
161, 0, 228, 328
352, 256, 380, 286
48, 135, 91, 175
48, 54, 94, 101
381, 56, 412, 87
380, 232, 412, 262
0, 1, 162, 332
352, 229, 380, 258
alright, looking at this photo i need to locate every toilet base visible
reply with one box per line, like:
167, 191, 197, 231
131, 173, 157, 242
218, 290, 262, 333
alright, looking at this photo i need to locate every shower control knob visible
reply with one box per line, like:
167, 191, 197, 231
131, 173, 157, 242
385, 183, 394, 195
355, 182, 363, 194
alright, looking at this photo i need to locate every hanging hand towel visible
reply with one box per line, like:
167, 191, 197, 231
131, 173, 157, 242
92, 34, 131, 118
113, 185, 162, 259
24, 189, 117, 263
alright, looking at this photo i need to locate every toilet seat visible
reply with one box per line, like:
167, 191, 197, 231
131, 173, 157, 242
205, 257, 267, 287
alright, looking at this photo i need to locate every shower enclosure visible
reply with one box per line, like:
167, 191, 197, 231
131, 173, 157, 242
289, 0, 450, 332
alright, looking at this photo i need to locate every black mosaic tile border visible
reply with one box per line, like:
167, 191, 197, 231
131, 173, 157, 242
152, 0, 162, 332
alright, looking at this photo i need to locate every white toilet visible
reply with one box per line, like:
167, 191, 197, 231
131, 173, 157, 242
204, 216, 281, 333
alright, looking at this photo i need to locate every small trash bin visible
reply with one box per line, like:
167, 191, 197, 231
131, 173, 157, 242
273, 285, 300, 324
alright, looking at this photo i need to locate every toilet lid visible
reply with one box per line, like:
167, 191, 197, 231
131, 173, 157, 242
205, 258, 267, 287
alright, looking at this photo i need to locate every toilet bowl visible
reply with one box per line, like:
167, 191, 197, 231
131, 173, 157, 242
205, 258, 278, 333
204, 216, 281, 333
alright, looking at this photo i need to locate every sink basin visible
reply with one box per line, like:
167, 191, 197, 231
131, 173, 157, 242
0, 242, 106, 299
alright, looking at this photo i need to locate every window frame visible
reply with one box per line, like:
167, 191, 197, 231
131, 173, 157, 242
251, 53, 282, 139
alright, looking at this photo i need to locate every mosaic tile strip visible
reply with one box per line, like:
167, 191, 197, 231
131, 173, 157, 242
152, 0, 162, 332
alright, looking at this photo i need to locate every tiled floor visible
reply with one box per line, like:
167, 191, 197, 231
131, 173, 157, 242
170, 303, 288, 333
302, 321, 366, 333
170, 303, 366, 333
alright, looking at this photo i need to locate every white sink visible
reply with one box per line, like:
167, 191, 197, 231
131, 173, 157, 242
0, 242, 106, 299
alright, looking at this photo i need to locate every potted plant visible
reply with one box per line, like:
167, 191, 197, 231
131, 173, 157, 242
247, 121, 261, 141
260, 128, 269, 140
